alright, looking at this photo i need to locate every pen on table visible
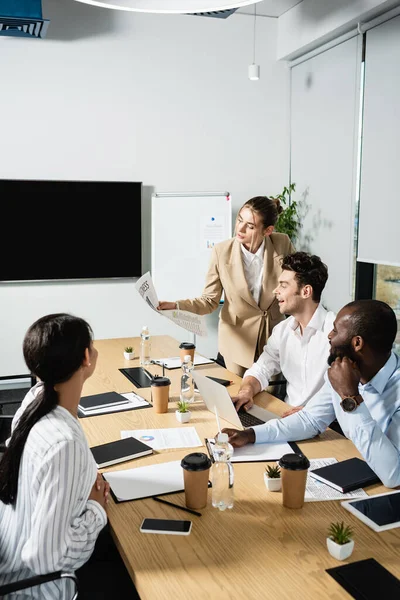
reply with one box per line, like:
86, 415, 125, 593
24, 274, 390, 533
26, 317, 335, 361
152, 496, 202, 517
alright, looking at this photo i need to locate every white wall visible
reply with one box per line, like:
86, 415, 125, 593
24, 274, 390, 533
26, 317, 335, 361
278, 0, 400, 59
0, 1, 289, 376
290, 36, 361, 313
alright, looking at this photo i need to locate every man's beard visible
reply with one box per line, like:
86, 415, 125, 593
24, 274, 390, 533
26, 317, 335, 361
327, 342, 356, 366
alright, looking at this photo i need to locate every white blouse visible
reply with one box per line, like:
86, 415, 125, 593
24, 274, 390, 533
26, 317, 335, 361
240, 239, 265, 305
0, 383, 107, 599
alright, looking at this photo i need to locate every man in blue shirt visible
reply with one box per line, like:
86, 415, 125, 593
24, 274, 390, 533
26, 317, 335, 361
223, 299, 400, 488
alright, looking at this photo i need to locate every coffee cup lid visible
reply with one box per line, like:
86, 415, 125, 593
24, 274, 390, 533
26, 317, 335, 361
179, 342, 196, 350
150, 376, 171, 387
181, 452, 211, 471
278, 453, 310, 471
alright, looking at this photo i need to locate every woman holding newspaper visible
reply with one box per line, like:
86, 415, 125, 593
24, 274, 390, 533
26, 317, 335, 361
157, 196, 294, 376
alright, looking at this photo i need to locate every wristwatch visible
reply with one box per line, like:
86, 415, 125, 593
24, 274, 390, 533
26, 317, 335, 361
340, 394, 363, 413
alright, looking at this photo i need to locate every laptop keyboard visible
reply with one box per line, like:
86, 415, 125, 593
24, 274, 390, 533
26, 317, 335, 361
238, 408, 265, 428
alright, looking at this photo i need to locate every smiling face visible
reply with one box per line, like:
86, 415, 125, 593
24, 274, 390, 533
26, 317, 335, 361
273, 269, 306, 315
235, 206, 273, 252
327, 308, 357, 365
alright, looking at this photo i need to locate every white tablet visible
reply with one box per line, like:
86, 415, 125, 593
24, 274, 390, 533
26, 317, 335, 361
342, 490, 400, 532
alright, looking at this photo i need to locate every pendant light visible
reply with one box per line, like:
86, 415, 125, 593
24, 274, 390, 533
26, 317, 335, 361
73, 0, 264, 14
248, 3, 260, 81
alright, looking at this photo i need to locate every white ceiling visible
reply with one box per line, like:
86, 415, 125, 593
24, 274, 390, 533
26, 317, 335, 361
237, 0, 303, 18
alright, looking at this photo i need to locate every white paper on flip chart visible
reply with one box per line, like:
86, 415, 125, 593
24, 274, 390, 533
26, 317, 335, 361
103, 460, 184, 502
121, 427, 203, 450
304, 458, 369, 502
135, 272, 207, 337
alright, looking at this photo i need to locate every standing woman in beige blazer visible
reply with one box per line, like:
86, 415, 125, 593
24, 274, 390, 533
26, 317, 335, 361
158, 196, 295, 376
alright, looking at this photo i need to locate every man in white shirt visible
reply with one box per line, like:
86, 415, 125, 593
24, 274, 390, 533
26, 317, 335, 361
223, 300, 400, 489
234, 251, 335, 416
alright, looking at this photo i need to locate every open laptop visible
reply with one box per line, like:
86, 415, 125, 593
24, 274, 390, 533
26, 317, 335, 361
192, 371, 277, 429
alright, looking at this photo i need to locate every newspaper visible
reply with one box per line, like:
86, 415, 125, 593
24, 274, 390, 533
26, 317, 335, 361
135, 272, 207, 337
304, 458, 369, 502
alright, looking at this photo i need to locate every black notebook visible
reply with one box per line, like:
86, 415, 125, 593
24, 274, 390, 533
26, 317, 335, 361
326, 558, 400, 599
90, 437, 153, 468
119, 367, 153, 389
309, 457, 380, 493
79, 391, 130, 413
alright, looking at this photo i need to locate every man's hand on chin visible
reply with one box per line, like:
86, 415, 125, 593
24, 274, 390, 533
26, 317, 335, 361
221, 428, 255, 448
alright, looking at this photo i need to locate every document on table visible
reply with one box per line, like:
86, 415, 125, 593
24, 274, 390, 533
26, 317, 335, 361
305, 458, 369, 502
152, 354, 214, 370
206, 438, 294, 462
79, 392, 150, 416
121, 427, 203, 450
135, 272, 207, 337
103, 460, 184, 502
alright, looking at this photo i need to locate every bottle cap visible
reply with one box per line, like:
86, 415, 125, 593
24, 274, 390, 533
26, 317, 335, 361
181, 452, 211, 472
217, 433, 229, 443
278, 453, 310, 471
142, 325, 148, 330
179, 342, 196, 350
183, 354, 192, 362
150, 376, 171, 387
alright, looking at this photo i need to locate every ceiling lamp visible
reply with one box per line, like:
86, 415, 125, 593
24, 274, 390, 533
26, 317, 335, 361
73, 1, 264, 14
248, 2, 259, 80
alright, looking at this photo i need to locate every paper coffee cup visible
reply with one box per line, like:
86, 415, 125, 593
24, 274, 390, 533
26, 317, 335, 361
181, 452, 211, 510
179, 342, 195, 363
151, 376, 171, 414
279, 453, 310, 509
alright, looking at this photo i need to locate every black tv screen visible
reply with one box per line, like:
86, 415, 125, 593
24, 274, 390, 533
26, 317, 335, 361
0, 179, 142, 281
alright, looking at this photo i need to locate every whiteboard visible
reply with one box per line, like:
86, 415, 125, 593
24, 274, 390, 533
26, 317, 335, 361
151, 192, 232, 301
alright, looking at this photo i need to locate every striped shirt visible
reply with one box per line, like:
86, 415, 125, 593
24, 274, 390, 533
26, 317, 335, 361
0, 383, 107, 599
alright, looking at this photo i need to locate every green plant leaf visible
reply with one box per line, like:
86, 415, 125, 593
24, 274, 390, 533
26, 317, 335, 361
327, 521, 353, 545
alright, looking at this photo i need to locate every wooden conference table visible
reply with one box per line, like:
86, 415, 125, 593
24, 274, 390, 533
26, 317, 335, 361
81, 336, 400, 600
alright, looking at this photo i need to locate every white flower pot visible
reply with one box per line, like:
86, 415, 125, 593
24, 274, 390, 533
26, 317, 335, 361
124, 351, 135, 360
176, 410, 191, 423
326, 537, 354, 561
264, 473, 281, 492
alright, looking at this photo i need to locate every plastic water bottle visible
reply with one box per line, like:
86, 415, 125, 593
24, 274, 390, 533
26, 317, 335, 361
211, 432, 234, 511
180, 355, 195, 404
140, 326, 151, 366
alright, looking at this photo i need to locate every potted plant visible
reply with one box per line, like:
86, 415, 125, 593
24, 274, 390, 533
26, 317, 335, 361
327, 522, 354, 561
176, 399, 191, 423
264, 464, 281, 491
123, 346, 135, 360
272, 183, 301, 244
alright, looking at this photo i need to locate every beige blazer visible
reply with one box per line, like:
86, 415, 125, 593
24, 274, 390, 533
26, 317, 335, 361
178, 233, 295, 369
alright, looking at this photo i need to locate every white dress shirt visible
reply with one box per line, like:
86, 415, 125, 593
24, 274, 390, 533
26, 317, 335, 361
0, 383, 107, 599
252, 352, 400, 489
244, 304, 335, 406
240, 239, 265, 305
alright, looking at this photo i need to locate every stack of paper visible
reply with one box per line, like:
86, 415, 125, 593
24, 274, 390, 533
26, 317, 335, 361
79, 392, 150, 417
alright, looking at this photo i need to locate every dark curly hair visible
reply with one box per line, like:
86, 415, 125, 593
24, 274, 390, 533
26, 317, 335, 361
281, 252, 328, 302
344, 299, 397, 355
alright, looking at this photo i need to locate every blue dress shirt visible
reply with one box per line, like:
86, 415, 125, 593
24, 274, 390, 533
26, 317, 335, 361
253, 352, 400, 488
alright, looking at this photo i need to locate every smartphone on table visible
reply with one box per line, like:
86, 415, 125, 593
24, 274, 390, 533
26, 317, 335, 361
139, 518, 192, 535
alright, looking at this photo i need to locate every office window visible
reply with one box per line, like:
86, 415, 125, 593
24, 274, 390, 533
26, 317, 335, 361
374, 265, 400, 354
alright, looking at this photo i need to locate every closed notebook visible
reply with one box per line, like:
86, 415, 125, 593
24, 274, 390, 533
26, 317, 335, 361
79, 391, 130, 412
90, 437, 153, 468
309, 457, 380, 493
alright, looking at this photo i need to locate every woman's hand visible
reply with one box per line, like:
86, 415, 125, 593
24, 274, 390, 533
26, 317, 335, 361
88, 473, 110, 509
157, 301, 177, 311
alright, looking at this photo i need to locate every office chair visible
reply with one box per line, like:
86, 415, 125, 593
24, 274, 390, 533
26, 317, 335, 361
0, 571, 78, 599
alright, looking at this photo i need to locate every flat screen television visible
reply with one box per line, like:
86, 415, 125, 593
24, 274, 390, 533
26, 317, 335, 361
0, 179, 142, 282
